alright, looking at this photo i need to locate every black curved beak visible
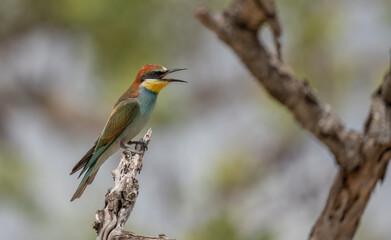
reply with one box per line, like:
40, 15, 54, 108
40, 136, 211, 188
166, 68, 187, 74
162, 68, 187, 83
164, 78, 188, 83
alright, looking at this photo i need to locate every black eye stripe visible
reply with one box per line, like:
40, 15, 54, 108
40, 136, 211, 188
140, 71, 164, 82
152, 71, 163, 76
140, 73, 147, 82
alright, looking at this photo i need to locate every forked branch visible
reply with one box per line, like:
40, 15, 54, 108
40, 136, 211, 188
195, 0, 391, 239
195, 1, 362, 171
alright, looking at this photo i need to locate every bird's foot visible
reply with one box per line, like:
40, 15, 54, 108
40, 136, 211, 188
120, 139, 147, 155
127, 139, 148, 152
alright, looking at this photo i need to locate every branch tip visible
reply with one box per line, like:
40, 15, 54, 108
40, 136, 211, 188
194, 6, 210, 19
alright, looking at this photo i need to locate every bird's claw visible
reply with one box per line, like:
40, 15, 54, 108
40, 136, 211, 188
120, 139, 129, 150
120, 139, 148, 155
127, 140, 148, 152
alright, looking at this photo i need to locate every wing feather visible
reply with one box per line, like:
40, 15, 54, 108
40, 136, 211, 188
70, 98, 140, 201
96, 99, 141, 150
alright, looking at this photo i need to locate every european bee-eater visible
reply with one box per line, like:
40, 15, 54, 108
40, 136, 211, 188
70, 64, 186, 201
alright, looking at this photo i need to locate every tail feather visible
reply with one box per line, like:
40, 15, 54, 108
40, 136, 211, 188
70, 140, 97, 176
70, 140, 99, 201
70, 170, 98, 201
70, 138, 116, 201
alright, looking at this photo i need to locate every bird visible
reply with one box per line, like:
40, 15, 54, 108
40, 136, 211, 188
70, 64, 186, 201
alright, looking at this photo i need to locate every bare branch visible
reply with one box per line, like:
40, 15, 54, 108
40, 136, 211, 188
117, 233, 173, 240
310, 147, 391, 240
195, 1, 362, 170
380, 50, 391, 104
195, 0, 391, 239
310, 56, 391, 240
93, 129, 174, 240
365, 55, 391, 144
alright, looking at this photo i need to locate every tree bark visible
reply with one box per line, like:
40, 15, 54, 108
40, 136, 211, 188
93, 129, 174, 240
195, 1, 391, 239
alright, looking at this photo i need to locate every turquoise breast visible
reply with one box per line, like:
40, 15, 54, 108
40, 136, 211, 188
121, 87, 157, 142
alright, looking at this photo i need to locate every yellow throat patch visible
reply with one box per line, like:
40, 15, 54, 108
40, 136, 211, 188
141, 79, 169, 93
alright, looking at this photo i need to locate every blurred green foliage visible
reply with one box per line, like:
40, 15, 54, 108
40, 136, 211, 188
2, 0, 197, 102
0, 147, 41, 218
0, 151, 27, 197
187, 213, 275, 240
188, 215, 238, 240
277, 0, 346, 104
28, 0, 164, 65
212, 150, 260, 197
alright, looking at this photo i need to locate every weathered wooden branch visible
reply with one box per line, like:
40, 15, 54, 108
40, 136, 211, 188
93, 129, 174, 240
195, 0, 391, 239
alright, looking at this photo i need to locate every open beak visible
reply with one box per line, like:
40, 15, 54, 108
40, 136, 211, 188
164, 78, 188, 83
161, 68, 187, 83
166, 68, 187, 74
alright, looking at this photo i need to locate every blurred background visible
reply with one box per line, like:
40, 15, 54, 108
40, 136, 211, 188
1, 0, 391, 239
